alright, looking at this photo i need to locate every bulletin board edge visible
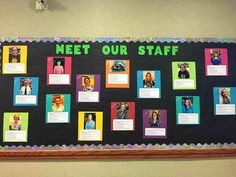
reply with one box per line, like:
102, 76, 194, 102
1, 37, 236, 159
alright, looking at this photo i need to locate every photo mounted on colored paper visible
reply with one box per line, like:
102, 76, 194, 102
3, 112, 29, 142
172, 61, 196, 90
111, 102, 135, 131
78, 111, 103, 141
137, 70, 161, 98
143, 109, 167, 138
176, 96, 200, 125
105, 60, 130, 88
45, 94, 71, 123
205, 48, 228, 76
2, 45, 27, 74
213, 87, 236, 115
76, 74, 100, 102
47, 56, 72, 85
13, 77, 39, 106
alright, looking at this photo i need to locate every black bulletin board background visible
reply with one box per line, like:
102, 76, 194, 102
0, 41, 236, 146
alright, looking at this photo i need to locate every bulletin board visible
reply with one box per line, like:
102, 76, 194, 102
0, 37, 236, 159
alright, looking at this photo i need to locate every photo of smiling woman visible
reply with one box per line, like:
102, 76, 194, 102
220, 88, 231, 104
84, 113, 96, 130
149, 110, 161, 127
211, 49, 222, 65
143, 72, 155, 88
52, 95, 64, 112
178, 63, 190, 79
9, 114, 21, 130
182, 97, 194, 113
82, 76, 94, 92
116, 102, 129, 119
53, 58, 64, 74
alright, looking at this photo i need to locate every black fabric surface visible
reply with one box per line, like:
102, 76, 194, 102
0, 41, 236, 146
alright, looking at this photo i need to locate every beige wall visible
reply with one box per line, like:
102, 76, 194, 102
0, 0, 236, 177
0, 0, 236, 38
0, 158, 236, 177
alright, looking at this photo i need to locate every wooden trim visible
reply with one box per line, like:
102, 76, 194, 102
0, 148, 236, 160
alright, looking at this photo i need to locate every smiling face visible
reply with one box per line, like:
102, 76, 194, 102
56, 60, 61, 66
185, 99, 191, 107
152, 112, 158, 120
24, 80, 29, 86
88, 114, 92, 121
180, 64, 186, 72
13, 115, 20, 123
55, 97, 61, 105
84, 77, 90, 86
222, 89, 228, 97
12, 47, 18, 57
146, 73, 152, 81
213, 52, 219, 58
121, 104, 126, 112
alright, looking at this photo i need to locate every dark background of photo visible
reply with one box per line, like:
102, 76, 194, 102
53, 57, 65, 68
0, 41, 236, 146
182, 97, 193, 104
20, 77, 32, 89
9, 47, 20, 63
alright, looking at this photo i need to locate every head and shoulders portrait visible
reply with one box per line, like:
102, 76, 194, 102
149, 110, 161, 127
52, 95, 65, 112
53, 58, 65, 74
9, 47, 21, 63
9, 114, 21, 130
220, 88, 231, 104
82, 76, 94, 92
116, 102, 129, 119
210, 49, 222, 65
178, 63, 190, 79
84, 113, 96, 130
143, 71, 155, 88
182, 97, 194, 113
20, 78, 32, 95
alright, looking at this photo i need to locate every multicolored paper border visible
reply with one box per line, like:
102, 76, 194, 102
1, 37, 236, 43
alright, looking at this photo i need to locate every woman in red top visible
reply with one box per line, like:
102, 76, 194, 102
53, 60, 64, 74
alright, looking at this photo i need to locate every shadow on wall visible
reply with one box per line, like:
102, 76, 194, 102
29, 0, 66, 13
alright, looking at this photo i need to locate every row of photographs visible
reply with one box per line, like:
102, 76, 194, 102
3, 105, 174, 142
3, 89, 235, 143
12, 76, 235, 115
2, 46, 229, 78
